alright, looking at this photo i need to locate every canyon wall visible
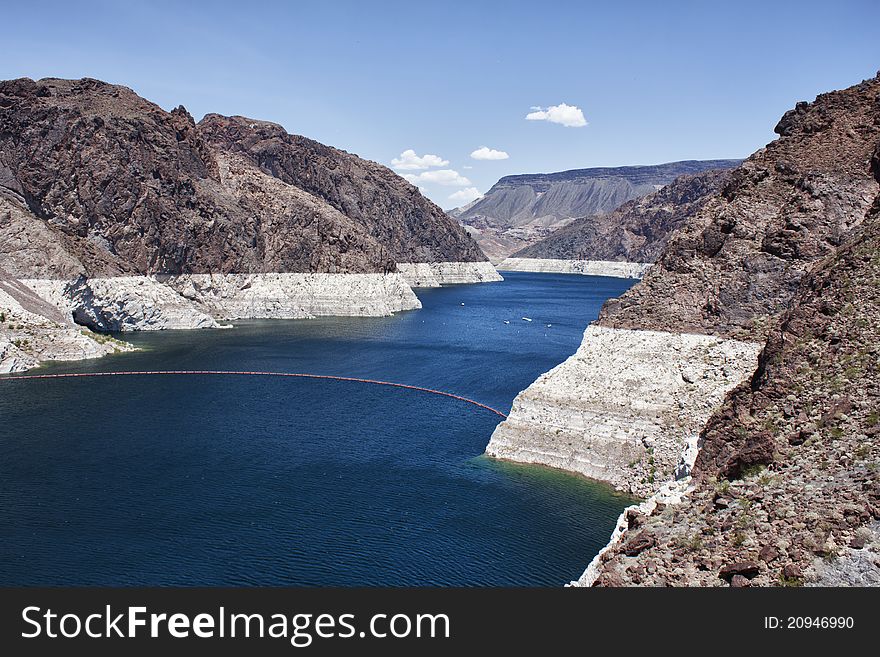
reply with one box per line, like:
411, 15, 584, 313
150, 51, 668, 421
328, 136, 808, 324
486, 73, 880, 586
508, 169, 732, 267
0, 77, 500, 371
486, 326, 761, 497
451, 161, 739, 261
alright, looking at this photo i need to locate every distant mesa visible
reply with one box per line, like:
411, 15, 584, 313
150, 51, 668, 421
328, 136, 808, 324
496, 167, 734, 278
450, 159, 741, 262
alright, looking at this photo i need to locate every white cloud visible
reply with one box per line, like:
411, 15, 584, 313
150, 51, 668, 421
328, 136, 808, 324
470, 146, 510, 161
402, 169, 472, 187
391, 148, 449, 170
448, 187, 482, 205
525, 102, 588, 127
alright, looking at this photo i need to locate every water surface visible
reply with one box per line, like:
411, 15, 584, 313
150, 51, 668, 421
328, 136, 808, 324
0, 272, 636, 585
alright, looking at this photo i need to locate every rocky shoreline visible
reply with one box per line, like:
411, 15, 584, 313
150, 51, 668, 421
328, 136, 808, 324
496, 258, 651, 280
487, 73, 880, 587
486, 325, 761, 498
0, 77, 502, 373
1, 266, 509, 372
0, 280, 131, 373
396, 261, 503, 287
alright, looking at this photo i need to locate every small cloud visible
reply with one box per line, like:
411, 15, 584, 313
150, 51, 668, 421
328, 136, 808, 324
391, 149, 449, 170
470, 146, 509, 161
525, 103, 587, 127
462, 165, 473, 169
403, 169, 472, 187
448, 187, 482, 204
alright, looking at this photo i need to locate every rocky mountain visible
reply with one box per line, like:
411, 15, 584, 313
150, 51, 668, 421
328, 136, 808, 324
452, 159, 741, 261
590, 185, 880, 587
504, 168, 732, 265
487, 73, 880, 586
199, 113, 489, 267
0, 77, 499, 372
600, 78, 880, 340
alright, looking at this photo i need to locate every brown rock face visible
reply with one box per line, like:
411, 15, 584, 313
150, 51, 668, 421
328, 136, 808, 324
590, 74, 880, 587
199, 114, 486, 265
694, 188, 880, 482
512, 169, 732, 263
621, 532, 657, 557
0, 77, 486, 279
599, 75, 880, 339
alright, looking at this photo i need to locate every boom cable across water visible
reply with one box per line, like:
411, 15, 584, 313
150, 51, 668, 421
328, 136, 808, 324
0, 370, 508, 419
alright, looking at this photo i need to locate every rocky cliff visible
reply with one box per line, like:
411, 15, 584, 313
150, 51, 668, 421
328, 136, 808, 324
0, 77, 500, 371
586, 189, 880, 587
486, 73, 880, 586
600, 78, 880, 339
199, 114, 489, 268
452, 160, 740, 261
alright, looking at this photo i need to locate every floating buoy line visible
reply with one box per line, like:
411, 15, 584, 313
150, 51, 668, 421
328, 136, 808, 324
0, 370, 508, 419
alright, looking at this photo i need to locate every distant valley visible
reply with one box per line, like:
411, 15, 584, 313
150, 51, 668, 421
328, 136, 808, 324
449, 159, 741, 261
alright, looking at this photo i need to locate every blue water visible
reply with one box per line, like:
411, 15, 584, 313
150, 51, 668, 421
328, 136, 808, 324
0, 272, 636, 586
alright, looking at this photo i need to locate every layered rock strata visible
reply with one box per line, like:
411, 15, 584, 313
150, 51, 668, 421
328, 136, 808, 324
495, 258, 651, 280
486, 326, 761, 497
395, 262, 502, 288
161, 273, 420, 319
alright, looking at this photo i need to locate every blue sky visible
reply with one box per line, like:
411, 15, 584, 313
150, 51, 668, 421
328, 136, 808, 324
2, 0, 878, 208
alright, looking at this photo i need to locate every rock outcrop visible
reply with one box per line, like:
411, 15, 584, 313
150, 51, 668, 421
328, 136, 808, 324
452, 160, 740, 261
486, 73, 880, 586
0, 194, 133, 371
600, 77, 880, 340
395, 261, 503, 287
0, 77, 499, 370
487, 326, 761, 497
0, 277, 128, 373
584, 192, 880, 586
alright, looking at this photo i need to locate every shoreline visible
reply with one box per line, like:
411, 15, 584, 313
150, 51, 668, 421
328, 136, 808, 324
497, 258, 652, 280
2, 265, 502, 373
485, 325, 762, 497
484, 323, 763, 584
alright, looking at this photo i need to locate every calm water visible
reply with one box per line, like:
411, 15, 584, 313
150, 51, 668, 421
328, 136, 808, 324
0, 272, 636, 586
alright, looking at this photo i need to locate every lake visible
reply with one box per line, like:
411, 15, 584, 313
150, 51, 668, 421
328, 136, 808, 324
0, 272, 636, 586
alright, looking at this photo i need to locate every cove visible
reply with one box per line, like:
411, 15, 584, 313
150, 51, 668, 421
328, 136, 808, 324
0, 272, 637, 586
